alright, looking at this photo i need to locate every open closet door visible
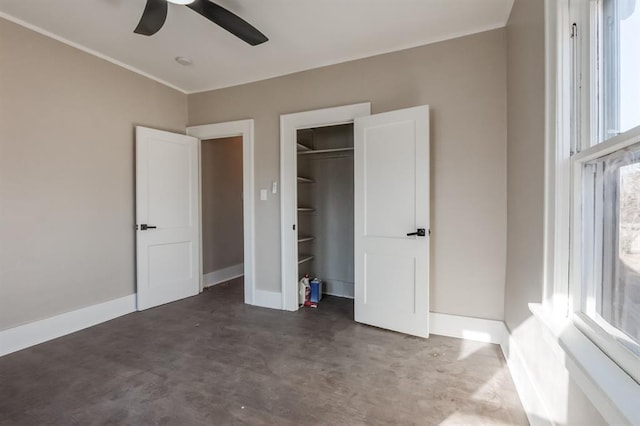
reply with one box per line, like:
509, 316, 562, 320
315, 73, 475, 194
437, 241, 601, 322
136, 126, 200, 310
354, 106, 430, 338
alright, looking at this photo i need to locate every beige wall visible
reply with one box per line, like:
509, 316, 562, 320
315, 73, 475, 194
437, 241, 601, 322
201, 137, 244, 274
0, 20, 508, 326
190, 29, 508, 320
505, 0, 546, 331
504, 1, 605, 423
0, 18, 187, 330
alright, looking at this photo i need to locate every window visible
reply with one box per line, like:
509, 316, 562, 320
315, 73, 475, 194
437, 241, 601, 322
569, 0, 640, 383
581, 144, 640, 358
601, 0, 640, 141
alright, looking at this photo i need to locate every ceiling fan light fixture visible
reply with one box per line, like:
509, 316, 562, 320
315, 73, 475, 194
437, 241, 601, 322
135, 0, 268, 45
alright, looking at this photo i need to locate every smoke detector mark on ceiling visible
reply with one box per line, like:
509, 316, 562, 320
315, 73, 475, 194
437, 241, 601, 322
175, 56, 193, 66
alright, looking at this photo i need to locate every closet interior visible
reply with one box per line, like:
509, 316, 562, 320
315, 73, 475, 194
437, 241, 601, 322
296, 123, 355, 299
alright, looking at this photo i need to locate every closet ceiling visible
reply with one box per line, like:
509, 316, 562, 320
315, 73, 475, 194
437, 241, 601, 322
0, 0, 514, 93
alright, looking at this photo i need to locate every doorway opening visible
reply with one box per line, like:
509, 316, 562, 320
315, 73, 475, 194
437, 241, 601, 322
281, 104, 430, 337
280, 103, 371, 311
187, 119, 256, 305
296, 124, 355, 299
201, 136, 244, 295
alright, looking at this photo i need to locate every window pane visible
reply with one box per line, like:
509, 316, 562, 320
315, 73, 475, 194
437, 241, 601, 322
614, 161, 640, 347
583, 143, 640, 353
602, 0, 640, 141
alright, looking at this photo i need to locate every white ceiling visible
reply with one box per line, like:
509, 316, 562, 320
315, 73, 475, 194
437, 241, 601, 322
0, 0, 514, 94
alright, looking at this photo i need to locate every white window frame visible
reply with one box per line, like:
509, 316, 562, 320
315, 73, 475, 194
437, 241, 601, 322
542, 0, 640, 422
567, 0, 640, 383
570, 130, 640, 384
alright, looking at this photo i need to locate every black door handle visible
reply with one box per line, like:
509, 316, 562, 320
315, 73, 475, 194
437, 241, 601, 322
139, 224, 157, 230
407, 228, 426, 237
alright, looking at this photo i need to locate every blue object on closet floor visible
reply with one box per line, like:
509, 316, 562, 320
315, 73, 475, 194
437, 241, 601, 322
310, 278, 322, 303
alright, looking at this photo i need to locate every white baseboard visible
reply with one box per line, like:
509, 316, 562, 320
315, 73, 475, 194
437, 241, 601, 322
500, 331, 553, 426
203, 263, 244, 287
253, 289, 282, 310
323, 280, 354, 299
429, 312, 507, 344
429, 311, 549, 425
324, 292, 354, 299
0, 292, 549, 426
0, 294, 136, 357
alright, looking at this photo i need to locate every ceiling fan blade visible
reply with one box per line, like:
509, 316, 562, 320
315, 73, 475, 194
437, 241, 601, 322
186, 0, 268, 46
134, 0, 168, 36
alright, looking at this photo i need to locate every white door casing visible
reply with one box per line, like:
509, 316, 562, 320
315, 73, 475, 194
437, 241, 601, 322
354, 105, 430, 338
187, 119, 256, 305
280, 103, 372, 311
136, 126, 200, 310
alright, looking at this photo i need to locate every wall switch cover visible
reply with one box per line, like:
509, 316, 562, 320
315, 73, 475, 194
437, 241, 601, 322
260, 189, 268, 200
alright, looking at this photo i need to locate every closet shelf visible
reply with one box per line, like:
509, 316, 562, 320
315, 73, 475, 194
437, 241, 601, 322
297, 207, 314, 212
298, 235, 314, 243
298, 254, 314, 264
298, 147, 354, 156
297, 143, 312, 152
297, 176, 314, 183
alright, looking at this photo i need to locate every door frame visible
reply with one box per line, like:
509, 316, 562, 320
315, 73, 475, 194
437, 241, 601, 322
279, 103, 371, 311
187, 119, 256, 305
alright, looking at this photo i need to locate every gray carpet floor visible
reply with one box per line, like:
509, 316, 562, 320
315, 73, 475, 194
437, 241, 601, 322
0, 278, 527, 425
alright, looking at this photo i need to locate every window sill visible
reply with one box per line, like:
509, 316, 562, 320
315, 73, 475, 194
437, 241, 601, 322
528, 303, 640, 425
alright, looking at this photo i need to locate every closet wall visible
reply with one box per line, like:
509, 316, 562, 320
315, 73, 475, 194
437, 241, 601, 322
201, 137, 244, 275
297, 124, 355, 298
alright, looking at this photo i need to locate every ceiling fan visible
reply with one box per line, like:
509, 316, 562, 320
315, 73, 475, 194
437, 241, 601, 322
134, 0, 268, 46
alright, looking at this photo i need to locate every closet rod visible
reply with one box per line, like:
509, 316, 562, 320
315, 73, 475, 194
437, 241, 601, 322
297, 147, 353, 156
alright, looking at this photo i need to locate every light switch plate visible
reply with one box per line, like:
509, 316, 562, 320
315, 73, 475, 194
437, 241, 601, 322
260, 189, 268, 200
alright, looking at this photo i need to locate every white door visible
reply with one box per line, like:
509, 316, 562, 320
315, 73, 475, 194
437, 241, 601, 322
354, 106, 430, 337
136, 126, 200, 310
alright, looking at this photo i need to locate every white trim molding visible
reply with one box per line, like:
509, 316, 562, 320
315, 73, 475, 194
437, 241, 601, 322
203, 263, 244, 287
279, 103, 371, 312
0, 295, 136, 357
500, 327, 554, 426
530, 303, 640, 425
544, 0, 573, 315
429, 312, 553, 426
0, 12, 185, 94
187, 119, 256, 306
429, 312, 507, 344
253, 290, 283, 310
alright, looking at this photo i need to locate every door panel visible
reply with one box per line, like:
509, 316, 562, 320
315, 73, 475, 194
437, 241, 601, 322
364, 252, 416, 311
148, 241, 194, 286
363, 121, 417, 238
354, 106, 430, 338
147, 140, 193, 228
136, 126, 200, 310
